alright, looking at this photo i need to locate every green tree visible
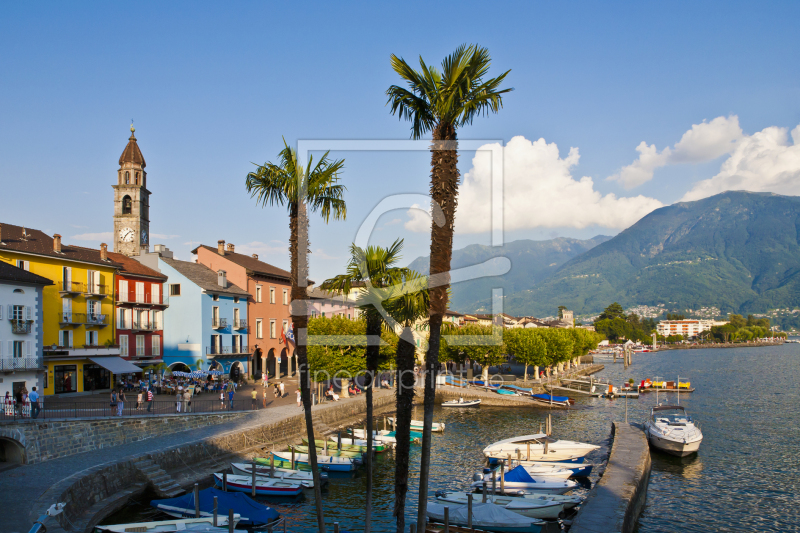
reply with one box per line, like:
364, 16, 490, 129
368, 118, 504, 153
598, 302, 626, 321
666, 313, 686, 320
442, 324, 506, 381
504, 328, 547, 381
306, 317, 396, 379
542, 329, 575, 367
387, 43, 512, 528
728, 314, 747, 328
246, 140, 346, 533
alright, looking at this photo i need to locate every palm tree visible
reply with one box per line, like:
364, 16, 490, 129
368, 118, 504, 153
323, 239, 410, 533
386, 44, 512, 526
384, 271, 430, 533
246, 140, 346, 533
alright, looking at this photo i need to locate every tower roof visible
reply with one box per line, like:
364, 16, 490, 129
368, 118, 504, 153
119, 126, 146, 168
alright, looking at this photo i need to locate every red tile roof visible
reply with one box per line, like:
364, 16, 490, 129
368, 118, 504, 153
0, 223, 121, 269
191, 244, 290, 281
106, 251, 167, 280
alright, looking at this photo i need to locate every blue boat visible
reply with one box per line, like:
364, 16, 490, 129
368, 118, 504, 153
483, 461, 593, 477
530, 393, 573, 407
502, 384, 533, 394
151, 487, 280, 528
471, 380, 501, 388
386, 430, 423, 440
488, 456, 586, 466
495, 388, 518, 396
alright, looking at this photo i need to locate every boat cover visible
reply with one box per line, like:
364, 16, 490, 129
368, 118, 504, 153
427, 502, 537, 527
503, 384, 533, 393
387, 430, 423, 439
531, 393, 570, 402
152, 487, 279, 526
495, 389, 517, 395
503, 465, 537, 483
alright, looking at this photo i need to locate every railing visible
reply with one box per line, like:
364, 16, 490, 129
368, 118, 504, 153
85, 314, 109, 326
0, 356, 43, 371
10, 319, 33, 334
116, 293, 169, 306
59, 312, 85, 324
84, 284, 109, 297
212, 318, 228, 329
234, 318, 248, 330
206, 344, 250, 355
0, 397, 257, 422
131, 321, 158, 331
59, 281, 86, 294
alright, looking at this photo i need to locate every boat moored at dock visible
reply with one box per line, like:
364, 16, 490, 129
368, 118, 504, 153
483, 433, 599, 462
644, 404, 703, 457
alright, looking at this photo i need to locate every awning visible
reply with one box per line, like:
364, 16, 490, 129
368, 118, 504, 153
88, 356, 144, 374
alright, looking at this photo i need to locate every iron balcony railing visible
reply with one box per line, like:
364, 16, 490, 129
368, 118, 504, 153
234, 318, 248, 330
212, 318, 228, 329
84, 284, 109, 297
10, 319, 33, 334
131, 321, 158, 331
116, 293, 170, 306
206, 344, 251, 355
59, 312, 85, 325
0, 356, 43, 371
85, 314, 109, 326
59, 281, 86, 295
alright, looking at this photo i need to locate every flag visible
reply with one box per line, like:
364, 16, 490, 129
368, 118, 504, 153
285, 324, 295, 347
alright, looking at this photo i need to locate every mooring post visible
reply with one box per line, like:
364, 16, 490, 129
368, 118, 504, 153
516, 448, 521, 465
291, 446, 295, 470
334, 522, 339, 533
251, 460, 257, 497
527, 441, 531, 461
213, 496, 218, 526
194, 483, 200, 517
500, 461, 505, 493
338, 431, 342, 450
410, 523, 416, 533
271, 453, 275, 477
228, 509, 234, 533
482, 480, 488, 502
467, 493, 473, 529
491, 469, 497, 497
351, 428, 355, 445
223, 472, 227, 492
444, 506, 450, 533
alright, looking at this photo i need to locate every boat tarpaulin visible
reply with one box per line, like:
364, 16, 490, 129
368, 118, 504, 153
427, 502, 538, 527
503, 465, 537, 483
152, 487, 279, 526
531, 393, 570, 403
88, 356, 143, 374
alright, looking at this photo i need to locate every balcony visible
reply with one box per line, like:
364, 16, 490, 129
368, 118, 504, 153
234, 318, 248, 330
206, 344, 251, 356
212, 318, 228, 329
59, 312, 85, 326
84, 284, 109, 299
9, 319, 33, 334
0, 356, 43, 372
58, 281, 86, 298
85, 314, 109, 327
116, 293, 169, 307
131, 321, 158, 332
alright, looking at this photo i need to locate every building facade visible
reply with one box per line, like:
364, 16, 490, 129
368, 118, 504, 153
192, 241, 294, 379
656, 319, 716, 338
0, 262, 52, 397
107, 252, 167, 367
113, 126, 151, 257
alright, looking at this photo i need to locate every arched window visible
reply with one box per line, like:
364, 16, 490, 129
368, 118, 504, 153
13, 289, 24, 294
125, 171, 130, 184
135, 172, 139, 185
122, 195, 132, 214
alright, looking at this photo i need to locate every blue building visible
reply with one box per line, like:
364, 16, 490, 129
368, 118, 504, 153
134, 245, 250, 379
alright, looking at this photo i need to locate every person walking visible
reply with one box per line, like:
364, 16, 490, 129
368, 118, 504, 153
219, 390, 225, 409
29, 387, 40, 419
117, 389, 126, 416
251, 387, 258, 410
184, 388, 192, 413
227, 386, 235, 410
279, 381, 285, 398
146, 388, 154, 412
262, 387, 267, 408
176, 390, 182, 413
296, 387, 301, 408
110, 389, 118, 416
135, 390, 143, 410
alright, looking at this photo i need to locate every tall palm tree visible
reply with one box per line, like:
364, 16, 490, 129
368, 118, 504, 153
246, 140, 346, 533
323, 239, 410, 533
387, 44, 512, 526
384, 271, 430, 533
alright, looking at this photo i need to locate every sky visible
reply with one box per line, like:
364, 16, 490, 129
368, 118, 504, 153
1, 1, 799, 283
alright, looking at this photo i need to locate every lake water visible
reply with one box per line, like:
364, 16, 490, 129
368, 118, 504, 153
104, 345, 800, 532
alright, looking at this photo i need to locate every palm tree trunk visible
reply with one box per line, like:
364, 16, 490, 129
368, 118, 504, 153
290, 203, 326, 533
394, 327, 416, 533
364, 314, 381, 533
417, 123, 459, 527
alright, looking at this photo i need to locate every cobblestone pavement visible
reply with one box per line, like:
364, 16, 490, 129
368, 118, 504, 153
2, 384, 386, 533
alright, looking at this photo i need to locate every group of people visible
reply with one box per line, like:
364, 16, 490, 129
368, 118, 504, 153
3, 386, 40, 419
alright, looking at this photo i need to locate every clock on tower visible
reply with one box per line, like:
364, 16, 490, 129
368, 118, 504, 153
112, 124, 151, 257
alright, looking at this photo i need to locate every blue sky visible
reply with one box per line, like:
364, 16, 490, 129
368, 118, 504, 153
1, 1, 799, 282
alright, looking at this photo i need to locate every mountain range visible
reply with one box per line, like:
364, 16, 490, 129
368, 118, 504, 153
408, 191, 800, 319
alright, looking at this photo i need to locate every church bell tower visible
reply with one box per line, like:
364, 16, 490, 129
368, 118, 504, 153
112, 124, 151, 256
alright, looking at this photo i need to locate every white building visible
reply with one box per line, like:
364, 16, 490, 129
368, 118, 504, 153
0, 262, 52, 398
657, 319, 718, 338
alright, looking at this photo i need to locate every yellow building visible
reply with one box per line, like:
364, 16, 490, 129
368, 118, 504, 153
0, 223, 140, 395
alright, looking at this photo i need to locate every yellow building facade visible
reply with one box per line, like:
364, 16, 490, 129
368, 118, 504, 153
0, 223, 126, 395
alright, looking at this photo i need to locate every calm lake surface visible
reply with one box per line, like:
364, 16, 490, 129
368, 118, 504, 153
106, 345, 800, 532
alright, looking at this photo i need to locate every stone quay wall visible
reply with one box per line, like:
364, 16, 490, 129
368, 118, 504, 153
570, 422, 652, 533
0, 411, 248, 465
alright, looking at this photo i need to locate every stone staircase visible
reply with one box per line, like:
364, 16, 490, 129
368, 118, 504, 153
134, 457, 185, 498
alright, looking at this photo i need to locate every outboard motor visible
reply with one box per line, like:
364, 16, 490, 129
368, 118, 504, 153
472, 471, 484, 482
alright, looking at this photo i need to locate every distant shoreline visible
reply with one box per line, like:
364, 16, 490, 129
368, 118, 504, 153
655, 341, 785, 351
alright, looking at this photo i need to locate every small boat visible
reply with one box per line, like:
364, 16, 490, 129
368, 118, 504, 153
434, 491, 567, 520
644, 404, 703, 457
293, 445, 363, 459
348, 428, 407, 445
213, 473, 303, 497
530, 393, 574, 407
470, 380, 501, 388
483, 464, 572, 479
514, 460, 593, 478
387, 417, 446, 432
502, 384, 533, 394
442, 398, 481, 408
473, 466, 578, 493
436, 490, 582, 511
96, 517, 244, 532
483, 434, 599, 462
305, 437, 388, 453
495, 389, 520, 396
254, 455, 313, 472
385, 429, 423, 440
151, 487, 279, 528
272, 450, 360, 472
230, 462, 327, 488
427, 502, 544, 533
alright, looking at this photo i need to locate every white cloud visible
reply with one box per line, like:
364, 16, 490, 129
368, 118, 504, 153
682, 124, 800, 201
610, 115, 744, 188
71, 231, 113, 241
405, 136, 664, 234
314, 248, 339, 261
385, 218, 402, 226
235, 240, 288, 257
151, 233, 179, 240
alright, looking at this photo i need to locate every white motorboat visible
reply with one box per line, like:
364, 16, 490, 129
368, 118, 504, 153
272, 450, 360, 472
471, 466, 577, 495
442, 398, 481, 407
644, 404, 703, 457
349, 428, 398, 445
427, 502, 544, 533
434, 491, 567, 519
387, 417, 445, 432
95, 516, 242, 532
230, 462, 324, 488
483, 433, 599, 462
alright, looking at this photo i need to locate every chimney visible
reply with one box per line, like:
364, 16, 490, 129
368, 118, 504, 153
53, 234, 62, 253
100, 243, 107, 261
217, 240, 225, 255
252, 254, 258, 260
217, 270, 227, 288
227, 243, 235, 253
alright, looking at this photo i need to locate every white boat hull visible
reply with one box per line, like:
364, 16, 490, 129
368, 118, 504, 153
435, 492, 566, 519
483, 434, 599, 463
646, 431, 703, 457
